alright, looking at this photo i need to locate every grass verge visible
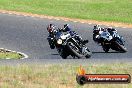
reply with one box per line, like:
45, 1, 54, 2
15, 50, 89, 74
0, 49, 24, 59
0, 63, 131, 88
0, 0, 132, 24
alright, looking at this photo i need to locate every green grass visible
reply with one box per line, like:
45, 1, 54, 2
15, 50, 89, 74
0, 0, 132, 23
0, 63, 131, 88
0, 52, 23, 59
0, 49, 24, 59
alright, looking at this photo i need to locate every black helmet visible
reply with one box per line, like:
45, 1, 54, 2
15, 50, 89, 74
64, 24, 68, 28
64, 24, 71, 31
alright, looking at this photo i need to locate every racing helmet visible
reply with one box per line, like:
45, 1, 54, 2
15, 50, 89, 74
94, 25, 101, 31
64, 24, 71, 31
93, 25, 101, 34
47, 24, 56, 33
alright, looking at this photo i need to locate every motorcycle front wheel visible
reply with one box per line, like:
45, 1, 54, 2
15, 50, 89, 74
58, 48, 68, 59
101, 43, 110, 53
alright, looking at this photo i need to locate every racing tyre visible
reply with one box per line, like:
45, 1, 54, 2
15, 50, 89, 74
61, 52, 68, 59
115, 41, 127, 53
58, 49, 68, 59
50, 44, 55, 49
67, 42, 83, 58
103, 47, 109, 53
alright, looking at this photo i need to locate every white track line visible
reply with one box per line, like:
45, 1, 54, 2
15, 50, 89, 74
0, 48, 28, 59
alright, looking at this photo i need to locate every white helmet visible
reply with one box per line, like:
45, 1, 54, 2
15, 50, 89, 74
94, 25, 101, 31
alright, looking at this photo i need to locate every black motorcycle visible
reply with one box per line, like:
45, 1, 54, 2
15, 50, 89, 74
94, 30, 127, 53
49, 29, 91, 59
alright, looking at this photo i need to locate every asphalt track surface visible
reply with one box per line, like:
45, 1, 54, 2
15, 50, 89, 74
0, 13, 132, 65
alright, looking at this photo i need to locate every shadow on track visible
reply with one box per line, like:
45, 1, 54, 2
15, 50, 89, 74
51, 53, 91, 59
92, 51, 121, 54
51, 53, 59, 55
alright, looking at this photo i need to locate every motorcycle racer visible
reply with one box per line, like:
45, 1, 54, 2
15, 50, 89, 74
93, 25, 117, 43
93, 25, 127, 52
47, 24, 58, 49
47, 24, 91, 58
62, 24, 88, 45
47, 24, 57, 37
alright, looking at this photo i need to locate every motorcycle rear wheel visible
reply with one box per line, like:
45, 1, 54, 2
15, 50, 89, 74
101, 43, 109, 53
